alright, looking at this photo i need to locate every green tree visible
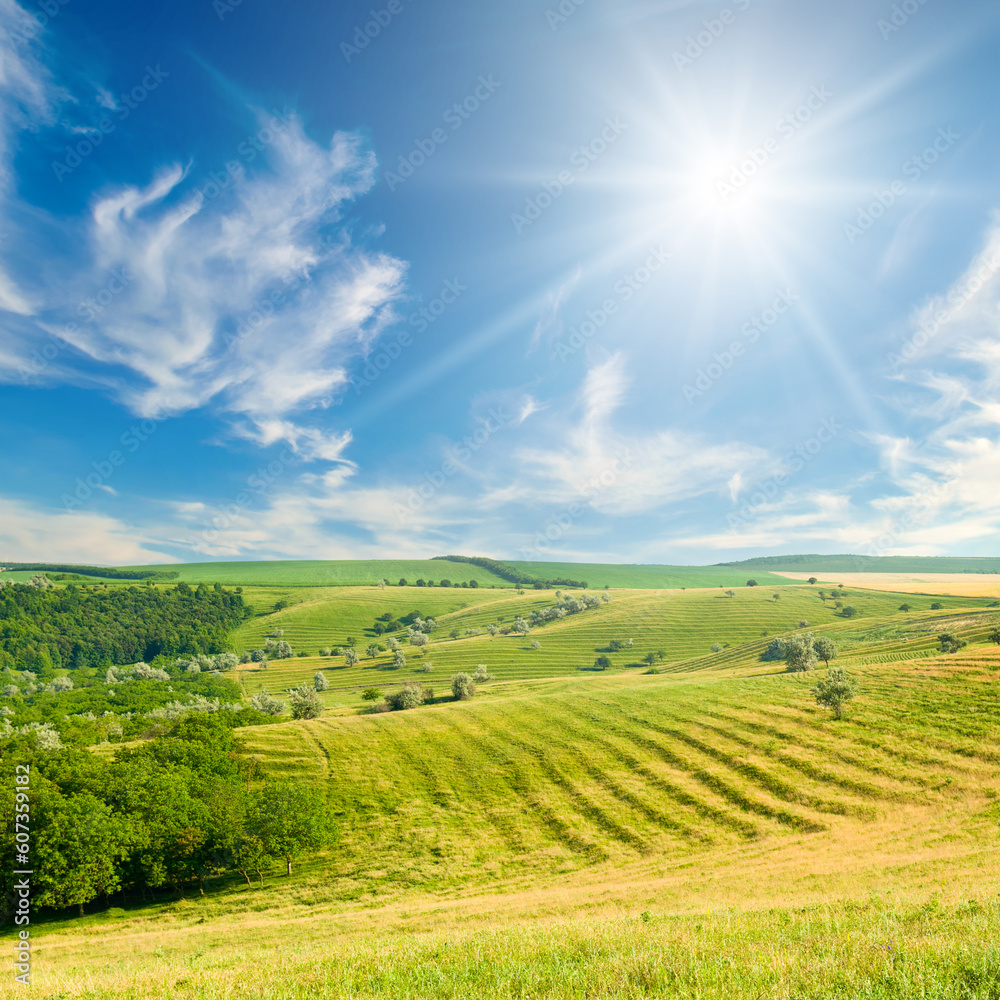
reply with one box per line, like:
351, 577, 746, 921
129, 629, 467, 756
746, 579, 758, 587
361, 688, 382, 701
252, 782, 328, 876
289, 686, 323, 720
313, 671, 330, 692
988, 626, 1000, 645
813, 636, 838, 666
841, 605, 858, 618
594, 655, 611, 670
938, 632, 968, 654
808, 577, 818, 584
451, 672, 475, 700
812, 666, 860, 720
32, 790, 130, 916
784, 634, 817, 672
725, 589, 736, 598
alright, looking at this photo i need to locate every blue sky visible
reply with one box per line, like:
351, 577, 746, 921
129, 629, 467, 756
1, 0, 1000, 566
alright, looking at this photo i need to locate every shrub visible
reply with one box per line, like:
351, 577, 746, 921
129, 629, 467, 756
361, 688, 382, 701
938, 632, 967, 654
988, 627, 1000, 645
798, 620, 810, 628
314, 671, 330, 692
410, 633, 429, 648
473, 664, 494, 683
710, 643, 723, 653
289, 686, 323, 720
931, 602, 943, 610
250, 691, 286, 716
898, 604, 911, 612
841, 606, 858, 618
529, 640, 541, 650
385, 682, 428, 711
319, 647, 332, 656
415, 662, 433, 673
487, 624, 499, 637
761, 638, 788, 662
451, 673, 476, 700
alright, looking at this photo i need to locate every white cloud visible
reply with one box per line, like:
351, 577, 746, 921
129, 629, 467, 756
516, 353, 771, 516
0, 496, 174, 564
0, 0, 57, 316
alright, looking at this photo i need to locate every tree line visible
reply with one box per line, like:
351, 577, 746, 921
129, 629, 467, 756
432, 555, 589, 590
0, 715, 330, 921
0, 580, 248, 673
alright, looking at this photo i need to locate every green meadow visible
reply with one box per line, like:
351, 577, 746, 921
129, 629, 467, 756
13, 563, 1000, 998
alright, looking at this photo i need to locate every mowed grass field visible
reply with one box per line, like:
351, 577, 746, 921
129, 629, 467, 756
230, 583, 1000, 713
29, 643, 1000, 998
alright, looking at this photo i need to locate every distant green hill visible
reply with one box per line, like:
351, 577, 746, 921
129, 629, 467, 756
717, 554, 1000, 573
504, 561, 792, 589
113, 559, 515, 588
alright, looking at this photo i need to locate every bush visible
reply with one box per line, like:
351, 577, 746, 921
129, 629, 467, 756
361, 688, 382, 701
529, 640, 541, 650
939, 632, 968, 654
289, 686, 323, 720
410, 633, 429, 648
710, 643, 723, 653
250, 690, 286, 716
314, 671, 330, 692
451, 673, 476, 700
473, 664, 494, 683
931, 602, 944, 610
761, 638, 788, 662
385, 682, 428, 711
841, 606, 858, 618
899, 604, 911, 612
798, 620, 810, 628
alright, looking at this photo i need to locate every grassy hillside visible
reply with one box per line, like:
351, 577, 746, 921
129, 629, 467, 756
114, 559, 516, 588
230, 584, 1000, 713
28, 644, 1000, 998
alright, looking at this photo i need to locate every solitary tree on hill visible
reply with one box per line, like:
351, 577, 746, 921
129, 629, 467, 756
813, 636, 838, 666
812, 666, 860, 720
